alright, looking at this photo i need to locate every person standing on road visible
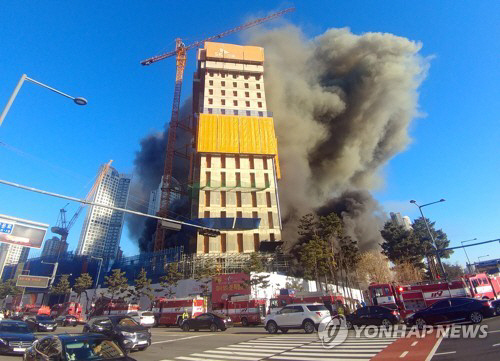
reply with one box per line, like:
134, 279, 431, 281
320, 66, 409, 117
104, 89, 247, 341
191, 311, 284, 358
182, 309, 189, 320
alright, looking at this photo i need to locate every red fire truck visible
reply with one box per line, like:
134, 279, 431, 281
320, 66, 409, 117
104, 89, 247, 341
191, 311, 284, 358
152, 297, 206, 327
368, 273, 500, 318
269, 289, 345, 314
212, 295, 267, 326
88, 297, 140, 318
50, 302, 83, 321
19, 305, 51, 316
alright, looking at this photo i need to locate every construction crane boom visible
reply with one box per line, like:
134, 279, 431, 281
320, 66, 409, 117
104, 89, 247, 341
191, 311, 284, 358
141, 8, 294, 251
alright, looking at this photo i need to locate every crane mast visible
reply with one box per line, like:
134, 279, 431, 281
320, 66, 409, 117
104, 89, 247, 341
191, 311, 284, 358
141, 8, 295, 251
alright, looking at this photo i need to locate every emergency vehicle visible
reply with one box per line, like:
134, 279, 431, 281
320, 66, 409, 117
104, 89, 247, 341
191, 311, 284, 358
19, 305, 51, 316
368, 273, 500, 318
50, 302, 83, 320
152, 296, 206, 327
88, 297, 140, 317
269, 289, 344, 314
212, 295, 267, 326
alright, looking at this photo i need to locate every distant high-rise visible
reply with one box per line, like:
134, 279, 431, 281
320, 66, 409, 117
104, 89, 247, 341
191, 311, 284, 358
0, 243, 29, 278
390, 212, 412, 230
76, 165, 131, 259
147, 176, 181, 216
41, 236, 68, 259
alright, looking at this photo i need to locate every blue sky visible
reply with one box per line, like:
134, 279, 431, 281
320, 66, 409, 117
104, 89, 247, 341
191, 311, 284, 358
0, 1, 498, 267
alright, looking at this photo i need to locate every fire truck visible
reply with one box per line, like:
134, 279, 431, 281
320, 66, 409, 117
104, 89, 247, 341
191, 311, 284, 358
50, 302, 83, 320
18, 305, 51, 316
152, 296, 206, 327
88, 297, 140, 318
269, 289, 345, 314
212, 295, 267, 326
367, 273, 500, 318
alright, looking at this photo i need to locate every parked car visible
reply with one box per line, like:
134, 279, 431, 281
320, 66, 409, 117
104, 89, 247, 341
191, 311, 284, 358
264, 303, 331, 334
83, 315, 151, 352
0, 320, 36, 355
405, 297, 495, 329
345, 306, 401, 329
491, 299, 500, 315
25, 315, 57, 332
181, 312, 232, 332
23, 333, 137, 361
127, 311, 155, 328
55, 315, 79, 327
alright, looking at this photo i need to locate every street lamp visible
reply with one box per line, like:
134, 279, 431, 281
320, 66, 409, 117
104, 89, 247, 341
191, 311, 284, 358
410, 198, 446, 280
0, 74, 87, 126
90, 256, 104, 289
478, 255, 489, 263
460, 238, 477, 273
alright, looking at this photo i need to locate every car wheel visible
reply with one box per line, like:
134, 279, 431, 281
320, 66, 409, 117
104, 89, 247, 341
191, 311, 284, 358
346, 320, 353, 330
281, 328, 289, 334
178, 318, 184, 327
381, 319, 392, 328
470, 311, 483, 324
303, 320, 315, 334
267, 321, 278, 334
182, 323, 190, 332
209, 323, 218, 332
241, 317, 249, 327
496, 305, 500, 315
415, 318, 426, 330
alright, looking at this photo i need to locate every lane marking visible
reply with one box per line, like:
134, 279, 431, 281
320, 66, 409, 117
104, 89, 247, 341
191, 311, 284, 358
283, 351, 378, 357
493, 343, 500, 347
434, 351, 457, 356
270, 356, 369, 361
411, 341, 418, 347
151, 334, 213, 345
400, 351, 409, 358
488, 330, 500, 333
424, 333, 446, 361
190, 352, 260, 360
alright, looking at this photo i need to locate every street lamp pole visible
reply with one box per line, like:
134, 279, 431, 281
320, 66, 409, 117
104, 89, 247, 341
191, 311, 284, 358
0, 74, 87, 126
478, 255, 489, 263
91, 256, 104, 289
410, 199, 447, 280
460, 238, 477, 273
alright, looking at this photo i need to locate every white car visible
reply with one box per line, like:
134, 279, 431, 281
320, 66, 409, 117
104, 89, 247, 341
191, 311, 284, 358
264, 303, 331, 334
128, 311, 155, 327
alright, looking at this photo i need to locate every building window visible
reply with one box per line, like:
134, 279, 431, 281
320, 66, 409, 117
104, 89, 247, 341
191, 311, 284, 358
221, 155, 226, 168
233, 109, 238, 115
208, 108, 213, 114
208, 71, 213, 77
233, 82, 237, 87
237, 211, 242, 218
221, 81, 225, 86
250, 173, 256, 188
270, 233, 275, 241
208, 98, 213, 104
266, 192, 272, 207
244, 83, 249, 89
236, 192, 242, 207
205, 191, 210, 207
221, 73, 226, 78
249, 156, 254, 169
235, 172, 241, 187
256, 75, 261, 80
268, 212, 274, 228
252, 211, 258, 219
264, 173, 269, 187
232, 90, 237, 97
221, 99, 226, 105
263, 158, 268, 170
251, 192, 257, 207
256, 83, 261, 89
204, 236, 209, 253
221, 109, 225, 114
221, 90, 225, 96
209, 80, 214, 85
221, 234, 227, 253
233, 100, 238, 106
254, 234, 260, 251
257, 93, 262, 98
258, 102, 262, 108
246, 110, 251, 116
221, 192, 226, 207
237, 234, 243, 253
232, 74, 237, 79
221, 211, 226, 218
244, 75, 249, 80
209, 89, 214, 95
221, 172, 226, 187
206, 171, 211, 186
204, 210, 210, 218
235, 155, 240, 169
245, 101, 250, 107
245, 91, 249, 97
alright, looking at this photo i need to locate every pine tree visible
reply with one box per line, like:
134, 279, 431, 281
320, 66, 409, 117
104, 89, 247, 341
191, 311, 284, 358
0, 280, 22, 300
194, 259, 218, 297
50, 274, 71, 304
104, 269, 129, 302
73, 273, 93, 302
380, 221, 425, 267
128, 268, 154, 304
159, 262, 184, 298
242, 253, 270, 295
412, 217, 453, 259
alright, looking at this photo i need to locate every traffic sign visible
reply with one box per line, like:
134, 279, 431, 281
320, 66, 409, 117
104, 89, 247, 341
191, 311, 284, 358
16, 275, 50, 288
0, 214, 48, 249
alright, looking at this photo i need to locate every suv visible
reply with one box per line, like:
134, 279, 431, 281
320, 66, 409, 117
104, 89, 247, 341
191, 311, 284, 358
264, 303, 331, 334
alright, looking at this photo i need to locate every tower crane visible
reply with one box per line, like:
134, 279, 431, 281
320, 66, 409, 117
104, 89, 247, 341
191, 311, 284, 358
141, 7, 295, 251
51, 160, 113, 258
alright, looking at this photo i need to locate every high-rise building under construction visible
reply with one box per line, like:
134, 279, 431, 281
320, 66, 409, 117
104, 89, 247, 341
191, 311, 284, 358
191, 42, 282, 254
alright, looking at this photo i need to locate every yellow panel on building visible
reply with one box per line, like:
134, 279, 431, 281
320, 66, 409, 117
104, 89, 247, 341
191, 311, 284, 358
259, 117, 278, 155
243, 46, 265, 62
197, 114, 218, 152
218, 115, 239, 153
205, 42, 244, 61
239, 116, 262, 154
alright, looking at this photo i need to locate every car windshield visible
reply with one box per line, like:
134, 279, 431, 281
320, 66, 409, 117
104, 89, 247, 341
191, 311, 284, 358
37, 315, 52, 321
306, 305, 328, 311
141, 312, 154, 317
64, 339, 125, 360
0, 323, 31, 333
117, 318, 139, 327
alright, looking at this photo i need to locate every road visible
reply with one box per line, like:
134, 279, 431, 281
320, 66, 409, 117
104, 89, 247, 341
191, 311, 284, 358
0, 316, 499, 360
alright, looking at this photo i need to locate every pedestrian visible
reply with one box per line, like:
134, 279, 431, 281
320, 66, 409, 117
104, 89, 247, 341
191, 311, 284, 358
361, 300, 366, 307
182, 308, 189, 320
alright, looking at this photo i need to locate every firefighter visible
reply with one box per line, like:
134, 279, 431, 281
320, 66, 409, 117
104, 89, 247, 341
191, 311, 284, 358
336, 301, 345, 317
182, 308, 189, 321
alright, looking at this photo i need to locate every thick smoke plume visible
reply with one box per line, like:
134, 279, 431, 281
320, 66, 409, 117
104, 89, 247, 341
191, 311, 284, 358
248, 26, 428, 250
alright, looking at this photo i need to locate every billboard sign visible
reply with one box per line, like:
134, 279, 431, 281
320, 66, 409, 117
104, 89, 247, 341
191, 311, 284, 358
211, 273, 250, 303
0, 214, 48, 249
16, 275, 50, 288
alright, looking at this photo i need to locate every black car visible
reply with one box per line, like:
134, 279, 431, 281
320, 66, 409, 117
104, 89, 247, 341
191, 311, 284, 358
181, 312, 233, 332
0, 320, 36, 355
83, 315, 151, 352
405, 297, 495, 329
55, 315, 79, 327
24, 333, 137, 361
25, 315, 57, 332
491, 299, 500, 315
345, 306, 401, 329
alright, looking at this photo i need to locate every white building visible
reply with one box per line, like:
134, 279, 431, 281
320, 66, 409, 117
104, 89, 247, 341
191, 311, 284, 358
147, 176, 181, 215
390, 212, 412, 230
76, 165, 131, 259
0, 243, 29, 278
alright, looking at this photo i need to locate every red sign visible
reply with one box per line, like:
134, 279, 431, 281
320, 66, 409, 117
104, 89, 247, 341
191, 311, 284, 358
212, 273, 250, 303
